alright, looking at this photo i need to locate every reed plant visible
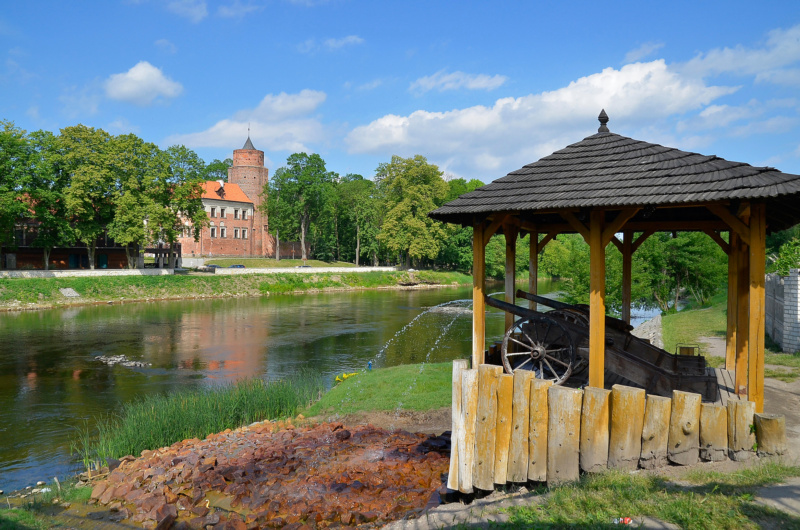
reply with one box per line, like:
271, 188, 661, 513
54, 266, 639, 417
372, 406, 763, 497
73, 372, 324, 467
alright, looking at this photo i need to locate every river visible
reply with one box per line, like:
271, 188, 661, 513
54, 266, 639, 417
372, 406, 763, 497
0, 278, 660, 492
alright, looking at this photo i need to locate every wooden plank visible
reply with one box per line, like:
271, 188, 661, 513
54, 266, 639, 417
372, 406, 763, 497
580, 387, 610, 473
631, 229, 655, 253
560, 211, 590, 242
508, 370, 534, 482
458, 369, 479, 494
547, 386, 583, 485
699, 403, 728, 462
668, 390, 702, 465
602, 208, 640, 246
505, 224, 518, 331
703, 229, 730, 255
473, 222, 486, 368
707, 203, 751, 245
589, 209, 606, 389
748, 203, 766, 413
528, 379, 552, 481
640, 395, 672, 469
494, 374, 514, 485
538, 231, 557, 253
727, 399, 755, 461
447, 359, 469, 490
473, 364, 502, 491
608, 384, 646, 470
483, 215, 506, 242
529, 230, 538, 311
609, 235, 623, 252
621, 230, 632, 325
736, 230, 750, 396
505, 220, 731, 237
726, 232, 739, 371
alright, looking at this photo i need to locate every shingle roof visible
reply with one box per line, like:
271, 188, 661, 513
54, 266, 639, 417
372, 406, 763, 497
430, 121, 800, 232
200, 181, 253, 204
242, 136, 256, 150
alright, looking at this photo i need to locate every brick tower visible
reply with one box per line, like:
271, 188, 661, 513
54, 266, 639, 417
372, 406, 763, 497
228, 136, 273, 256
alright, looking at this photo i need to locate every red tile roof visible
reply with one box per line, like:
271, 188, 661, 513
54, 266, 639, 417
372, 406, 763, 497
200, 181, 253, 203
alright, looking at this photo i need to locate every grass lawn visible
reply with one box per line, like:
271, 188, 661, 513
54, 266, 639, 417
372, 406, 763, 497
304, 362, 453, 417
204, 258, 358, 268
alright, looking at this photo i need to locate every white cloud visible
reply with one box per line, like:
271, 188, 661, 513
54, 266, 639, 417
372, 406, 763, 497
166, 0, 207, 22
297, 39, 317, 54
681, 23, 800, 81
347, 60, 737, 177
410, 70, 507, 93
59, 85, 101, 118
357, 79, 382, 91
104, 61, 183, 106
218, 1, 263, 18
155, 39, 177, 54
623, 42, 664, 63
107, 118, 141, 135
730, 115, 797, 137
323, 35, 364, 50
166, 89, 326, 152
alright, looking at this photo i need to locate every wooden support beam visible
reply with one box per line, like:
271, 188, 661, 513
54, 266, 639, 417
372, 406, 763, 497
609, 235, 623, 252
602, 208, 640, 246
726, 232, 739, 371
529, 228, 538, 311
707, 203, 751, 245
736, 229, 750, 397
504, 223, 518, 331
631, 229, 655, 253
483, 215, 507, 242
748, 203, 766, 413
538, 231, 557, 253
473, 222, 486, 368
513, 220, 730, 236
560, 211, 590, 242
622, 230, 633, 325
589, 210, 606, 389
703, 229, 730, 255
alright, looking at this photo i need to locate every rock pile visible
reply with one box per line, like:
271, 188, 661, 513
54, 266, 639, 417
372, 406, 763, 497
89, 421, 449, 528
95, 355, 152, 368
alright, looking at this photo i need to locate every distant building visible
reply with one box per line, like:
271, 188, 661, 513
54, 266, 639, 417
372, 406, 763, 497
179, 137, 274, 258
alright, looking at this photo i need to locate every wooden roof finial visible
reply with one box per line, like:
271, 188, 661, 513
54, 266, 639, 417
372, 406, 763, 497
598, 109, 610, 133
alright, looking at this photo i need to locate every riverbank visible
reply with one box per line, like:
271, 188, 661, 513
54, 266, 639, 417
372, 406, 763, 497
0, 269, 472, 312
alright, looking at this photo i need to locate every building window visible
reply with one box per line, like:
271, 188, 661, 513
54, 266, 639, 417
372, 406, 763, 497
234, 209, 240, 220
220, 227, 226, 238
242, 210, 248, 220
220, 208, 226, 218
242, 229, 248, 239
234, 228, 240, 239
210, 207, 216, 218
210, 227, 217, 238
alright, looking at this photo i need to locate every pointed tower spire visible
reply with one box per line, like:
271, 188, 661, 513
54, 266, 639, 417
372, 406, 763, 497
598, 109, 610, 133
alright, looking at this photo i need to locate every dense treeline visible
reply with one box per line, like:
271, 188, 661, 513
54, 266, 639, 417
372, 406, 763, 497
0, 121, 232, 269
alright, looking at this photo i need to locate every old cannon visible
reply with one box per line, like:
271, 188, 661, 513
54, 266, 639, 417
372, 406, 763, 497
485, 290, 718, 401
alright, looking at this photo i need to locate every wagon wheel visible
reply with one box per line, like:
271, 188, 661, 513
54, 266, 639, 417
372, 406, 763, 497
501, 315, 576, 385
548, 309, 589, 378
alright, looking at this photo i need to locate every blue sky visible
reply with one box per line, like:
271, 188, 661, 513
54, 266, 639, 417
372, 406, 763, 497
2, 1, 799, 182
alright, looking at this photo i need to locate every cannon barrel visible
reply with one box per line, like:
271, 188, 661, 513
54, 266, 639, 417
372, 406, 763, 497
515, 290, 633, 332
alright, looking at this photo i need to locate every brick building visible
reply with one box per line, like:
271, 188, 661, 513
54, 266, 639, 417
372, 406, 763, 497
179, 137, 274, 258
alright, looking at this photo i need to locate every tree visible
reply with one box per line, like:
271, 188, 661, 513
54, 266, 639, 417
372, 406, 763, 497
0, 121, 33, 268
202, 158, 232, 182
436, 178, 484, 271
376, 155, 448, 268
59, 125, 116, 269
338, 174, 379, 266
263, 167, 297, 260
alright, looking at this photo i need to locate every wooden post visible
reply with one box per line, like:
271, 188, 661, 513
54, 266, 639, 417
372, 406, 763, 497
447, 359, 469, 491
528, 379, 552, 482
667, 390, 702, 465
494, 374, 514, 485
458, 369, 479, 494
579, 387, 610, 473
529, 229, 538, 311
736, 233, 750, 396
608, 385, 646, 470
621, 230, 633, 325
504, 224, 518, 331
473, 222, 486, 368
727, 399, 755, 461
473, 364, 502, 491
508, 370, 534, 483
699, 403, 728, 462
754, 413, 787, 456
589, 210, 606, 389
726, 231, 739, 371
748, 203, 766, 413
640, 395, 672, 469
547, 386, 583, 485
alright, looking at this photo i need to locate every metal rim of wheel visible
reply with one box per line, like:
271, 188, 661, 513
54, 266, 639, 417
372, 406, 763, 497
501, 315, 576, 384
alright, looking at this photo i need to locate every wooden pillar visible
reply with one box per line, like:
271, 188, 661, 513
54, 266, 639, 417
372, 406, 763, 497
748, 203, 766, 412
589, 210, 606, 389
621, 230, 633, 325
529, 230, 538, 311
726, 231, 739, 371
505, 224, 518, 331
473, 222, 486, 368
736, 230, 750, 397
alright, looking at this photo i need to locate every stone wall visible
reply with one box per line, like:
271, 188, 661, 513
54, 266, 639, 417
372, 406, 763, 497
766, 269, 800, 353
0, 269, 173, 279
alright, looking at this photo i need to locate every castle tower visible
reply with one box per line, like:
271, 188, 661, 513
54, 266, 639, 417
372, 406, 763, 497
228, 136, 272, 257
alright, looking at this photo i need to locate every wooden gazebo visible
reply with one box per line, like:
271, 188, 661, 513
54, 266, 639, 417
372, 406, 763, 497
430, 111, 800, 413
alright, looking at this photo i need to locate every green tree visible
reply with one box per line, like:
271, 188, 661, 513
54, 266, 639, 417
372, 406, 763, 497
0, 121, 33, 268
338, 174, 379, 266
202, 158, 232, 182
376, 155, 448, 268
59, 124, 116, 269
435, 178, 485, 271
